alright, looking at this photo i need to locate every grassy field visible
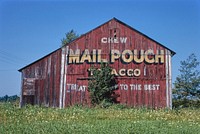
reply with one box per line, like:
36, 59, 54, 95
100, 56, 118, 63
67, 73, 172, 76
0, 102, 200, 134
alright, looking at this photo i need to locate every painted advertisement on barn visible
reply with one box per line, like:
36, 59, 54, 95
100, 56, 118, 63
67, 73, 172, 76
60, 19, 172, 108
19, 18, 173, 109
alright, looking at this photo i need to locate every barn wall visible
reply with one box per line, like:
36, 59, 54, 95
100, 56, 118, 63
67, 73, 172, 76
20, 49, 61, 107
58, 19, 173, 108
19, 18, 174, 109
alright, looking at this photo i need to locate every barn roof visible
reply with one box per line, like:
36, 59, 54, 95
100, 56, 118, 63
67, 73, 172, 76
18, 18, 176, 72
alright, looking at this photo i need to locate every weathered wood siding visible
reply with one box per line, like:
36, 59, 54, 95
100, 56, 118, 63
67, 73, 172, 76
20, 49, 61, 107
19, 18, 174, 108
59, 18, 174, 108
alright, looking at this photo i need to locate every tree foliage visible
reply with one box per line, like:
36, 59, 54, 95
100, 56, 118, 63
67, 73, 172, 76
0, 95, 19, 102
173, 53, 200, 100
61, 29, 79, 47
88, 63, 118, 106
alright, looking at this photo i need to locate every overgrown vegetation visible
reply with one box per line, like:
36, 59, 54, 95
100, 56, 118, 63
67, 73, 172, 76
173, 99, 200, 109
0, 102, 200, 133
88, 63, 118, 107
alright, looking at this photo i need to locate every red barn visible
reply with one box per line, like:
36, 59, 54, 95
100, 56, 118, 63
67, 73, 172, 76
19, 18, 175, 108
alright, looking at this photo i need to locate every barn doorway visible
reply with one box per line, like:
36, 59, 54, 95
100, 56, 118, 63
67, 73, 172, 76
22, 78, 36, 105
23, 95, 34, 105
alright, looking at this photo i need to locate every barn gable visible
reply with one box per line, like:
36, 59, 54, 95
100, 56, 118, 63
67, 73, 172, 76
65, 18, 175, 56
19, 18, 175, 108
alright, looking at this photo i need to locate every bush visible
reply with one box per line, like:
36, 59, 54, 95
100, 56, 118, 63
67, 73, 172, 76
173, 99, 200, 108
88, 63, 118, 106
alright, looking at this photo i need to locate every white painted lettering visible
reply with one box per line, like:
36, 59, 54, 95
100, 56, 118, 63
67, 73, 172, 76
120, 37, 127, 43
101, 37, 127, 44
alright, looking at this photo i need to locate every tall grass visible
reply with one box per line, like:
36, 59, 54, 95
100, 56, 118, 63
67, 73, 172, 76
0, 102, 200, 134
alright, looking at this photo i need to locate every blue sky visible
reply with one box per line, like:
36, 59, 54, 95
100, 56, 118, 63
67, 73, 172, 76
0, 0, 200, 96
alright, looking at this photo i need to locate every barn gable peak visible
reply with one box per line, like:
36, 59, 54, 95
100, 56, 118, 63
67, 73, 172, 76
66, 18, 175, 56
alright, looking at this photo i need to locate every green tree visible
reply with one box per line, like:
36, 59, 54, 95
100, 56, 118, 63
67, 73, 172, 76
61, 29, 79, 47
173, 53, 200, 100
88, 63, 118, 106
